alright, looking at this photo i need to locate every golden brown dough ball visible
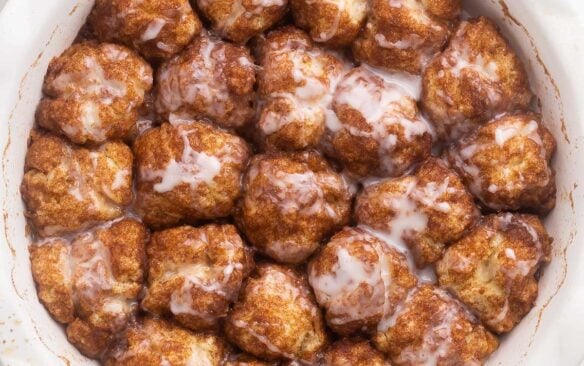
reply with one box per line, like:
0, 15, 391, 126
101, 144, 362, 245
155, 33, 256, 129
196, 0, 289, 44
37, 42, 153, 144
330, 66, 432, 178
134, 120, 251, 228
373, 285, 498, 365
322, 339, 391, 366
256, 27, 347, 151
437, 213, 551, 333
355, 157, 479, 267
445, 113, 556, 213
225, 264, 328, 363
104, 317, 228, 365
290, 0, 368, 47
308, 227, 417, 336
29, 218, 147, 358
353, 0, 460, 74
90, 0, 202, 60
421, 17, 533, 140
236, 151, 352, 264
21, 131, 133, 237
141, 224, 253, 330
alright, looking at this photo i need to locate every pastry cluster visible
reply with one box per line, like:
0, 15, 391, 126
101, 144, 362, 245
23, 0, 556, 365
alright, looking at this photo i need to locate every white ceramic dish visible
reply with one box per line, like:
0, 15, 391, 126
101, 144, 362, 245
1, 0, 584, 365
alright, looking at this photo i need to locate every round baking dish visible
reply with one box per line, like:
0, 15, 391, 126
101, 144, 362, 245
1, 0, 584, 365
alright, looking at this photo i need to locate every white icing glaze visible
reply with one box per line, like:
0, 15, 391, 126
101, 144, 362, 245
59, 245, 73, 286
169, 260, 244, 317
53, 55, 128, 105
156, 41, 174, 53
67, 158, 86, 202
141, 124, 223, 193
494, 119, 540, 147
504, 247, 516, 260
151, 152, 220, 193
252, 0, 287, 6
185, 344, 213, 366
332, 66, 430, 175
309, 237, 387, 326
447, 47, 499, 83
368, 170, 454, 238
84, 56, 128, 104
259, 38, 348, 136
385, 0, 439, 28
357, 171, 454, 282
375, 32, 424, 50
80, 101, 106, 141
111, 168, 131, 190
362, 64, 422, 102
141, 18, 167, 42
378, 180, 429, 244
102, 297, 129, 315
413, 178, 452, 213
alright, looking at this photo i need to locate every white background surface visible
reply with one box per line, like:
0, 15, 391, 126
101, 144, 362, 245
1, 0, 583, 365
